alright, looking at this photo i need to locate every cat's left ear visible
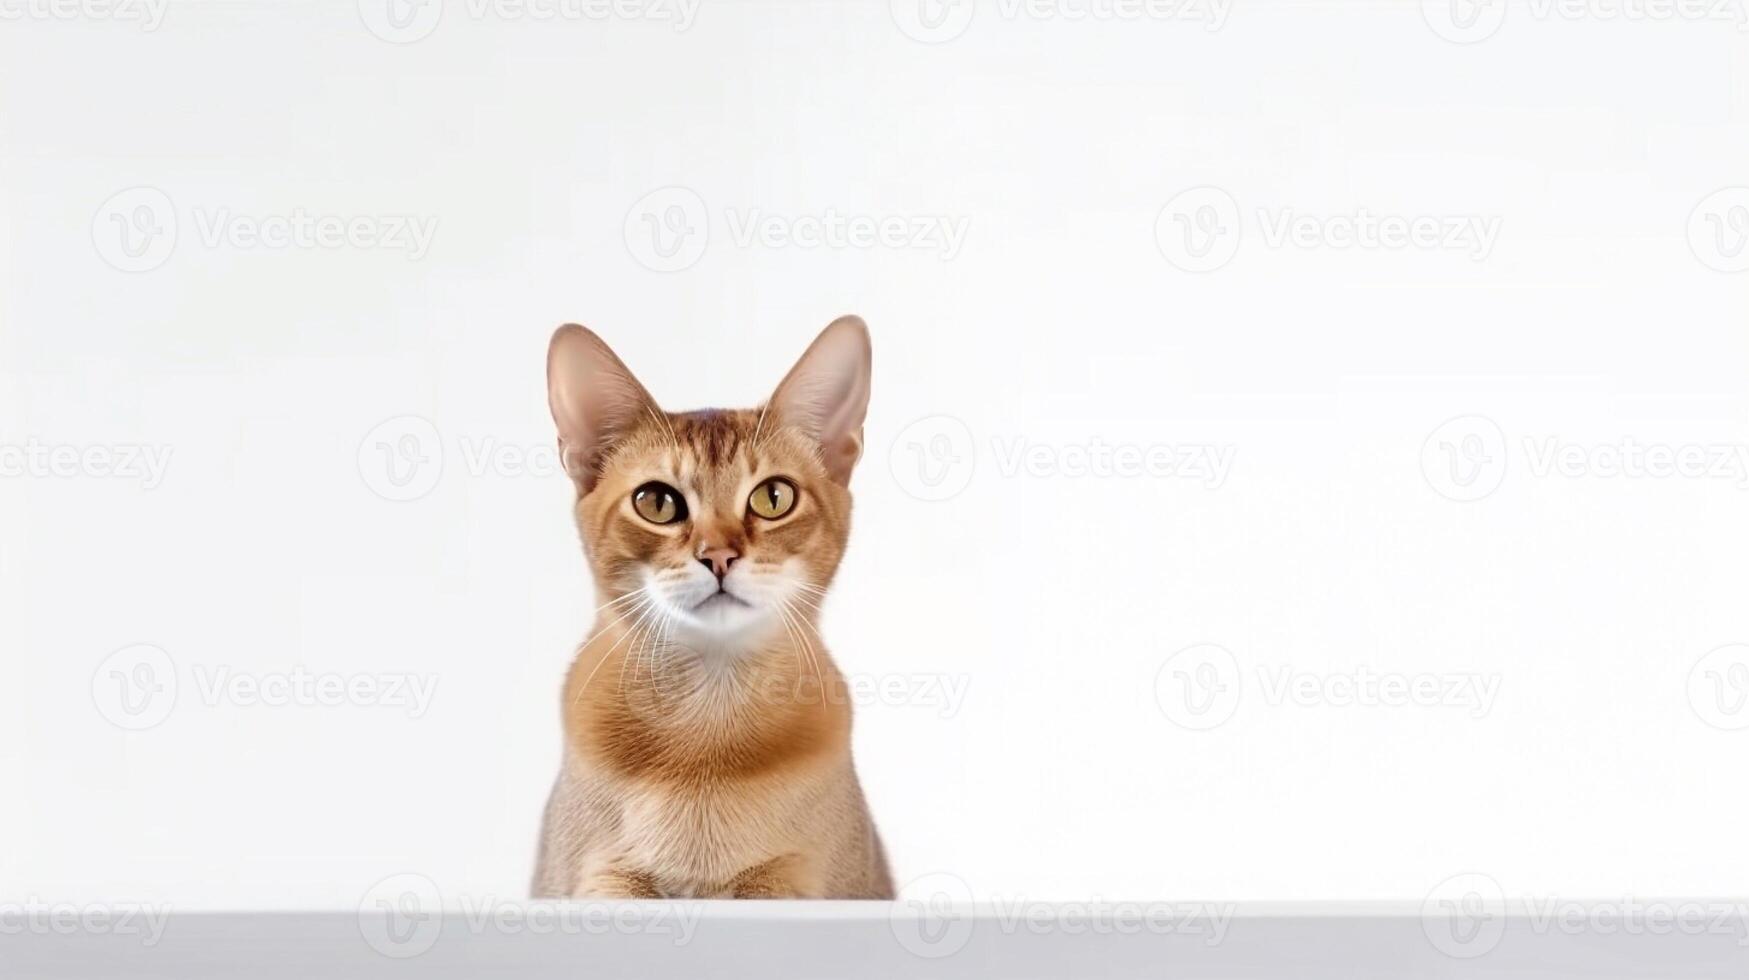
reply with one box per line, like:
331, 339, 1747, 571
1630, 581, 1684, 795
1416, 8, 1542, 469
767, 315, 872, 485
547, 324, 661, 494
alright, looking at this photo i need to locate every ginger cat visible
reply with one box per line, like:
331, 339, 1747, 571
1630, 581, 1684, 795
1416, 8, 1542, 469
532, 315, 894, 900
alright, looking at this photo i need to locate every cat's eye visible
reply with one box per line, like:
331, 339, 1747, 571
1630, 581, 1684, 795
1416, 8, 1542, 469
748, 478, 797, 520
631, 482, 688, 525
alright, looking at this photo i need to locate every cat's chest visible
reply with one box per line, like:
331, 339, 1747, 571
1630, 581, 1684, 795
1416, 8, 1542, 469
612, 780, 795, 891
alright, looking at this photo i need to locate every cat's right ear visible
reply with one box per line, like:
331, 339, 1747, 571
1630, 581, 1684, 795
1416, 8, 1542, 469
547, 324, 659, 494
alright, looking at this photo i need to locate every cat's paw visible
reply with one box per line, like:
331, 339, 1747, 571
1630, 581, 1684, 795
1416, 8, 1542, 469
726, 854, 816, 899
574, 868, 663, 899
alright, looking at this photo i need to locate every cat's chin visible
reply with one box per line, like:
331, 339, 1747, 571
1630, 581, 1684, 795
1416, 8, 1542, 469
674, 593, 773, 645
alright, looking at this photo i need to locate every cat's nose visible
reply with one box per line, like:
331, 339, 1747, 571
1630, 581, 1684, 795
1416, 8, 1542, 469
698, 547, 739, 582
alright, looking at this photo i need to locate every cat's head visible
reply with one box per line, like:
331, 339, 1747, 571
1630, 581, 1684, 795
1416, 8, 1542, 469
546, 316, 872, 646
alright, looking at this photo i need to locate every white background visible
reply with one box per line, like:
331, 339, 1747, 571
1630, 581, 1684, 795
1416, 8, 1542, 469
2, 0, 1747, 910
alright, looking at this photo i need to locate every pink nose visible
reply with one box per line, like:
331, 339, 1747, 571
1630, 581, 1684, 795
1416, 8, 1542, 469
698, 547, 739, 581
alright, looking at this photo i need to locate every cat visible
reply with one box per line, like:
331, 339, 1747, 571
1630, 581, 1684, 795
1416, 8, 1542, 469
531, 315, 895, 900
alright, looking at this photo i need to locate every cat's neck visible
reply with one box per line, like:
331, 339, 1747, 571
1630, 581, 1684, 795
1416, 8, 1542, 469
562, 614, 852, 779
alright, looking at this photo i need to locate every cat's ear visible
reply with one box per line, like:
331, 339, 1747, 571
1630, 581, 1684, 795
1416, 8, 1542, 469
547, 324, 660, 494
767, 315, 872, 485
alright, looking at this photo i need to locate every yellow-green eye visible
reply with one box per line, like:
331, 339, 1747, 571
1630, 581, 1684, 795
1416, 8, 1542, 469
748, 478, 797, 520
632, 482, 687, 525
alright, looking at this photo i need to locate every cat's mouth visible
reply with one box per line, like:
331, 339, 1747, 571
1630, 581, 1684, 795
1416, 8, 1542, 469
693, 589, 750, 612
